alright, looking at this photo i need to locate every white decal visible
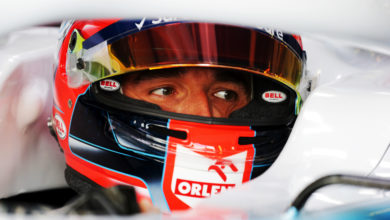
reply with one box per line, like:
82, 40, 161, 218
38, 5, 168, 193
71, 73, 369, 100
152, 17, 177, 25
264, 27, 274, 37
170, 145, 247, 206
262, 90, 287, 103
100, 79, 120, 91
276, 30, 283, 40
259, 27, 284, 41
135, 17, 146, 30
135, 17, 178, 31
175, 178, 234, 198
54, 114, 67, 139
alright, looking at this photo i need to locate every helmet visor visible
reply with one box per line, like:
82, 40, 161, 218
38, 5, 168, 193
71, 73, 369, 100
67, 22, 303, 90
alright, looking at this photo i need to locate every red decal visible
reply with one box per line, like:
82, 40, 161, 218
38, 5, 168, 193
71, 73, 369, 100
208, 159, 238, 182
292, 34, 303, 49
174, 179, 235, 198
262, 90, 286, 103
162, 120, 255, 211
54, 114, 67, 139
99, 79, 120, 91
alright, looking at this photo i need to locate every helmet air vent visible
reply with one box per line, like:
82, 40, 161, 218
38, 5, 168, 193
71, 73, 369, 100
148, 124, 187, 140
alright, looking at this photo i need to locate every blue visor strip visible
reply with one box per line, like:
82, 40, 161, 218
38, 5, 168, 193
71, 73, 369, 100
83, 19, 180, 50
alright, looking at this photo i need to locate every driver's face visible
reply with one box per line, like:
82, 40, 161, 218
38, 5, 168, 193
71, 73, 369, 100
122, 68, 250, 118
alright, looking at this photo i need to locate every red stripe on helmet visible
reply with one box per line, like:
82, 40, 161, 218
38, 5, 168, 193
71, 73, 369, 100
292, 34, 303, 49
162, 119, 255, 210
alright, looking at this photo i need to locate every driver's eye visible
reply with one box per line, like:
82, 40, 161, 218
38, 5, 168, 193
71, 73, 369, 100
213, 90, 237, 101
150, 87, 175, 96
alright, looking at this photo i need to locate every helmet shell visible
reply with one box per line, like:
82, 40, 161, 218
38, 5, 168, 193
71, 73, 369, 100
52, 19, 304, 211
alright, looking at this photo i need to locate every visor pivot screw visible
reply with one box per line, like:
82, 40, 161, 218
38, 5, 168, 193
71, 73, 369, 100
47, 116, 57, 139
76, 58, 85, 70
68, 99, 72, 108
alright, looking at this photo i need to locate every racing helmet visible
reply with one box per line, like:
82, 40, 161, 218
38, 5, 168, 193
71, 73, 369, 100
50, 18, 307, 212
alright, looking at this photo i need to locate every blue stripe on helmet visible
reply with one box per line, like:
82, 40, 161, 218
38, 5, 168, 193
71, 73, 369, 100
83, 18, 180, 50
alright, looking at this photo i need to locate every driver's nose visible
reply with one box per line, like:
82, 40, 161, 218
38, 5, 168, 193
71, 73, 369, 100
177, 92, 212, 117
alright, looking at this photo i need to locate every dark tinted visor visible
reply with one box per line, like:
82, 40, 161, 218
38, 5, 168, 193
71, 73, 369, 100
67, 22, 303, 92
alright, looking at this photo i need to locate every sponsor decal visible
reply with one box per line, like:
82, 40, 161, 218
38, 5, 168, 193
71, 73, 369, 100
135, 17, 178, 30
99, 79, 120, 91
135, 17, 146, 30
263, 27, 284, 41
208, 159, 238, 182
262, 90, 287, 103
54, 114, 67, 139
162, 120, 255, 210
175, 178, 235, 198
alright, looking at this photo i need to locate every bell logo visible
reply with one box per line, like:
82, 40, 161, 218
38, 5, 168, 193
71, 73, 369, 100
99, 79, 120, 91
262, 90, 287, 103
54, 114, 67, 139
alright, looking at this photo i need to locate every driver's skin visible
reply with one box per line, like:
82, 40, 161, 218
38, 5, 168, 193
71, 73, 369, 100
120, 67, 251, 212
121, 67, 251, 118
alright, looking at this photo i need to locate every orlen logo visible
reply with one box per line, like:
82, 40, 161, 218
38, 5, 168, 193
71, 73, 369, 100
262, 90, 287, 103
54, 114, 66, 139
175, 179, 235, 198
208, 159, 238, 182
100, 79, 120, 91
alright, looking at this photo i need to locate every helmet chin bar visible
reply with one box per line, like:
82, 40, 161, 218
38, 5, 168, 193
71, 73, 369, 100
67, 92, 292, 209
